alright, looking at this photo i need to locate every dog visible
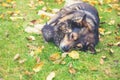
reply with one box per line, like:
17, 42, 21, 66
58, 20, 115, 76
42, 2, 100, 54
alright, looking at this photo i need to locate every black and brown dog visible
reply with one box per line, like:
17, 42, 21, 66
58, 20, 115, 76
42, 2, 100, 54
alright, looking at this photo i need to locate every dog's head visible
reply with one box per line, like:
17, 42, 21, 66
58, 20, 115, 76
57, 15, 92, 52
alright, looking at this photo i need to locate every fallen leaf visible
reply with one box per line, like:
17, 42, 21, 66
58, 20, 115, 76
0, 14, 4, 19
69, 63, 76, 74
46, 71, 55, 80
109, 49, 114, 54
50, 53, 60, 61
24, 70, 34, 76
68, 51, 79, 59
104, 31, 112, 35
34, 46, 44, 54
61, 52, 68, 58
99, 28, 105, 35
104, 68, 111, 75
101, 56, 107, 59
90, 67, 98, 71
100, 58, 104, 65
10, 16, 24, 21
33, 62, 44, 72
24, 26, 41, 34
36, 57, 40, 63
27, 36, 35, 41
19, 59, 27, 64
13, 53, 20, 61
6, 0, 12, 3
2, 2, 10, 7
115, 36, 120, 40
114, 42, 120, 47
107, 43, 114, 47
108, 19, 115, 25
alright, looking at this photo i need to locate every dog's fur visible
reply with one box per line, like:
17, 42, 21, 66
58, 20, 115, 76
42, 2, 100, 54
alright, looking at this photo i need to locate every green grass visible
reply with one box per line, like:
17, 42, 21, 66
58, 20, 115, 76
0, 0, 120, 80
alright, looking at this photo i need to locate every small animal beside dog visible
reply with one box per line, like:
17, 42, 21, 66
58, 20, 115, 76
42, 1, 100, 54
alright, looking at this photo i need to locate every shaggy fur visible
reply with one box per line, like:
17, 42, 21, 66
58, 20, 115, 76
42, 2, 100, 54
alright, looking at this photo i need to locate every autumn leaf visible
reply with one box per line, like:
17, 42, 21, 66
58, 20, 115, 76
100, 55, 107, 65
34, 46, 44, 54
6, 0, 12, 3
13, 53, 20, 61
27, 36, 36, 41
115, 36, 120, 40
69, 63, 76, 74
108, 19, 115, 25
2, 2, 10, 7
50, 53, 60, 61
99, 28, 105, 35
46, 71, 55, 80
10, 16, 24, 21
100, 58, 104, 65
33, 62, 44, 72
68, 51, 79, 59
19, 59, 27, 64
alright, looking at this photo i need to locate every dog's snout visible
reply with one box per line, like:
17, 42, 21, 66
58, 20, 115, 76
62, 46, 70, 52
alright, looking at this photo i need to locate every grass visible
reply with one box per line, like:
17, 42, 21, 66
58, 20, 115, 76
0, 0, 120, 80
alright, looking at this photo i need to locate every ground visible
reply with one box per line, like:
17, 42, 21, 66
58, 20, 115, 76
0, 0, 120, 80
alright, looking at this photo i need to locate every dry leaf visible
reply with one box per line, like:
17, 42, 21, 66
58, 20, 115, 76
33, 62, 44, 72
99, 28, 105, 35
34, 46, 44, 54
61, 52, 68, 58
114, 42, 120, 47
108, 19, 115, 25
6, 0, 12, 3
101, 56, 106, 59
109, 49, 114, 54
27, 36, 35, 41
46, 71, 55, 80
90, 67, 98, 71
24, 26, 41, 34
50, 53, 60, 61
19, 59, 27, 64
10, 16, 24, 21
36, 57, 40, 63
38, 10, 54, 18
2, 2, 10, 7
68, 51, 79, 59
13, 53, 20, 61
100, 58, 104, 65
104, 31, 112, 35
0, 14, 4, 19
115, 36, 120, 40
69, 63, 76, 74
24, 70, 33, 75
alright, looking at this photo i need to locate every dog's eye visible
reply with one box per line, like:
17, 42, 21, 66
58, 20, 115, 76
69, 32, 78, 40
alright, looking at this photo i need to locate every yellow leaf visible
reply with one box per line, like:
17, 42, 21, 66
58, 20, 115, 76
33, 62, 44, 72
2, 2, 10, 7
99, 28, 105, 35
13, 53, 20, 61
6, 0, 12, 3
68, 51, 79, 59
108, 19, 115, 25
105, 8, 112, 12
69, 63, 76, 74
0, 14, 4, 19
34, 46, 44, 54
50, 53, 60, 61
46, 71, 55, 80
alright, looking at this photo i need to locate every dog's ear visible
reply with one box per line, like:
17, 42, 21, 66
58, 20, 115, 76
72, 14, 92, 31
80, 15, 92, 31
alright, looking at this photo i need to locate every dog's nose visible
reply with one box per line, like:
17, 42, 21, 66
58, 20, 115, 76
62, 46, 70, 52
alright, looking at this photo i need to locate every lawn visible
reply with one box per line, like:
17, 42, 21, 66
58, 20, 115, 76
0, 0, 120, 80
